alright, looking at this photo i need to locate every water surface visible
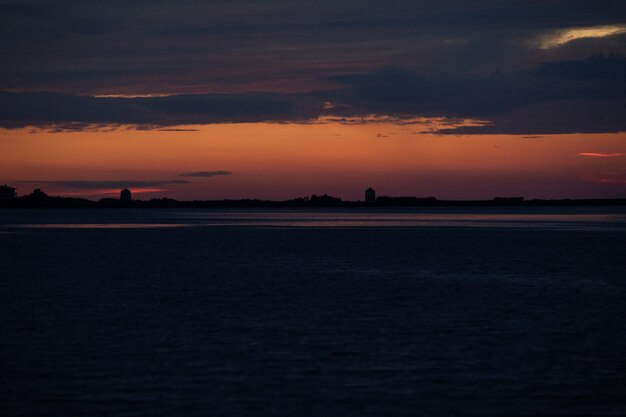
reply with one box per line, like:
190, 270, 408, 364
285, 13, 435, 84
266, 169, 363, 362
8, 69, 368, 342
1, 208, 625, 416
2, 207, 626, 230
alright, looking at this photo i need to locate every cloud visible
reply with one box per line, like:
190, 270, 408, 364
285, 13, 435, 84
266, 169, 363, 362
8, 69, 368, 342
533, 53, 626, 80
538, 25, 626, 49
0, 91, 318, 128
1, 54, 625, 134
327, 58, 626, 134
328, 66, 540, 117
578, 152, 624, 157
2, 1, 626, 96
435, 98, 626, 135
179, 171, 233, 177
1, 0, 625, 139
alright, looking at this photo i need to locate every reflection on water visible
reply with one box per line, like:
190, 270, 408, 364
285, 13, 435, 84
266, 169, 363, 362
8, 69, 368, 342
2, 208, 626, 230
12, 223, 189, 229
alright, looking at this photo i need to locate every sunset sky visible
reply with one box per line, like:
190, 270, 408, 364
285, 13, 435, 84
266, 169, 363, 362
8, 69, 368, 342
1, 0, 625, 200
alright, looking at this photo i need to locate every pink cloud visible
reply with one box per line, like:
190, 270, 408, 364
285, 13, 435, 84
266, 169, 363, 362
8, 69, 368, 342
578, 152, 624, 158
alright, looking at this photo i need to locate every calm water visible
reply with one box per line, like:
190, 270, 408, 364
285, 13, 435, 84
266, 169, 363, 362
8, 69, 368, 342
1, 208, 625, 416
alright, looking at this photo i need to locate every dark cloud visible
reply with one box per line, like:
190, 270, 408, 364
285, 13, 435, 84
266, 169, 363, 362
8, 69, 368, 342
326, 56, 626, 134
435, 99, 626, 135
0, 91, 319, 128
533, 52, 626, 80
2, 1, 626, 95
329, 56, 626, 115
1, 0, 626, 135
2, 54, 626, 134
179, 171, 233, 177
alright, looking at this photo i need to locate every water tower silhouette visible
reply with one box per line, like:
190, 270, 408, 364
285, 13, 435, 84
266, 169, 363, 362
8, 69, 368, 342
120, 188, 132, 201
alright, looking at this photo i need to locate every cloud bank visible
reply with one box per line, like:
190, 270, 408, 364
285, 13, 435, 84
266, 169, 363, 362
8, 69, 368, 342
1, 54, 625, 134
1, 1, 625, 134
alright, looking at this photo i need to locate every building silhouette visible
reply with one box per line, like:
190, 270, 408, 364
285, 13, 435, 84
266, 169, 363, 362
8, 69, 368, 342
365, 187, 376, 203
0, 184, 17, 200
120, 188, 132, 201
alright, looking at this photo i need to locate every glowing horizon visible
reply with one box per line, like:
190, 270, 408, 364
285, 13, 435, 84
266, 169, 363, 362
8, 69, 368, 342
2, 123, 626, 201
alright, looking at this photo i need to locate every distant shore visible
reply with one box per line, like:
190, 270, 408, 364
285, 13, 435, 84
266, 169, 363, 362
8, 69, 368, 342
2, 191, 626, 208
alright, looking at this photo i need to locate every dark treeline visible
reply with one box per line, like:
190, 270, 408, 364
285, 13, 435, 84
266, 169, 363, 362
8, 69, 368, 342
2, 189, 626, 208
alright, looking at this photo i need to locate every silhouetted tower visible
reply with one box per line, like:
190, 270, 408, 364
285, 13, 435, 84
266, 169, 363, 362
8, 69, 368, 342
0, 184, 17, 200
365, 187, 376, 203
120, 188, 132, 201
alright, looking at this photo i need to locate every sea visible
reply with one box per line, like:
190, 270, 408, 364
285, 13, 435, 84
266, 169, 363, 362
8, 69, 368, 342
1, 207, 625, 416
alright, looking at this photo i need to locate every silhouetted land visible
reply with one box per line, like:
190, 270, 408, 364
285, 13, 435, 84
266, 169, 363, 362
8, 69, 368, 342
3, 190, 626, 208
2, 189, 626, 208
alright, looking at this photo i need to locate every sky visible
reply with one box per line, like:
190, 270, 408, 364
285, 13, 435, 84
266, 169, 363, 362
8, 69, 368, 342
1, 0, 626, 200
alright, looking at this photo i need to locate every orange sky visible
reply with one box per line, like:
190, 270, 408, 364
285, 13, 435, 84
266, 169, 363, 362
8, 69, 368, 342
1, 122, 626, 200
